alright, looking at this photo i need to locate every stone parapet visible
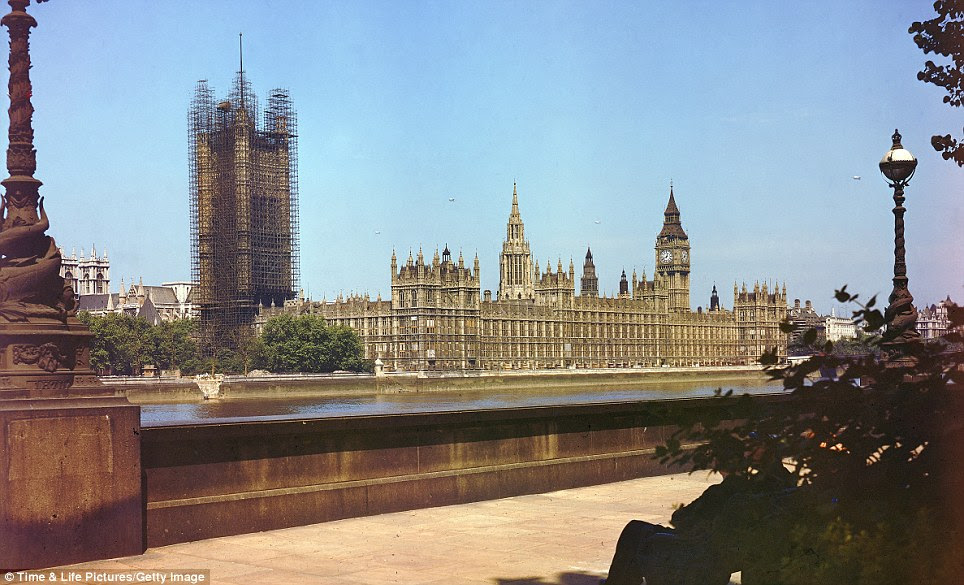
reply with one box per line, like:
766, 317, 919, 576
0, 397, 143, 570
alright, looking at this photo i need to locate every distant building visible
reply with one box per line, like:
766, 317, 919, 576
825, 308, 858, 342
580, 247, 599, 297
78, 279, 197, 325
59, 245, 110, 296
787, 299, 824, 347
618, 269, 630, 298
709, 284, 721, 312
265, 184, 789, 371
918, 296, 955, 340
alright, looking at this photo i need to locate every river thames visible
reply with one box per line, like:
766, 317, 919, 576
140, 379, 784, 426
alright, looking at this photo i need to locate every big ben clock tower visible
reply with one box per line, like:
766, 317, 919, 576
655, 184, 690, 312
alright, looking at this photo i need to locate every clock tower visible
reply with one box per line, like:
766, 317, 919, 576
655, 184, 690, 312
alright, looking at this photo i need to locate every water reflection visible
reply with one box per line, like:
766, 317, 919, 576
141, 380, 783, 426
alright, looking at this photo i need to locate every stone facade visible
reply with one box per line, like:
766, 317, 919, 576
266, 184, 788, 371
78, 280, 197, 324
59, 245, 110, 296
825, 308, 858, 342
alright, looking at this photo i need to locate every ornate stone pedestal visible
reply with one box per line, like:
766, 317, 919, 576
0, 396, 143, 570
0, 318, 111, 399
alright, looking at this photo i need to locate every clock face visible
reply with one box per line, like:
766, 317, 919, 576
660, 250, 672, 264
681, 250, 688, 262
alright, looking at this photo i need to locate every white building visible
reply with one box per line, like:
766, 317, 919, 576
918, 296, 955, 340
825, 308, 858, 342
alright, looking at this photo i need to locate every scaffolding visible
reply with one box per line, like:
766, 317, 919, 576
189, 72, 299, 356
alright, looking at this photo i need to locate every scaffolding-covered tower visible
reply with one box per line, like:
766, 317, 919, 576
189, 72, 300, 355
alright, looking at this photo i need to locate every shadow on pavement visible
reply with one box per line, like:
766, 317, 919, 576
493, 571, 603, 585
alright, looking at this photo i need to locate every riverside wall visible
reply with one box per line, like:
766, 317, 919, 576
114, 365, 775, 403
141, 394, 787, 547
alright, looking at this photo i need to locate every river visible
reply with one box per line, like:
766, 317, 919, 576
140, 379, 785, 426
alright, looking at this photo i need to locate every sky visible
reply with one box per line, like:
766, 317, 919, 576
15, 0, 964, 314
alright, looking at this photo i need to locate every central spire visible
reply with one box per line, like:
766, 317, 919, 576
239, 32, 245, 111
499, 181, 534, 300
510, 181, 520, 218
659, 183, 687, 240
506, 181, 525, 242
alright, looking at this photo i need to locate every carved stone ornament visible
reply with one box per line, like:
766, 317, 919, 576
13, 341, 65, 372
74, 343, 87, 368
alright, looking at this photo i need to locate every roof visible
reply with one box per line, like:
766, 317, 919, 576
143, 285, 178, 305
658, 186, 688, 240
137, 295, 161, 326
77, 293, 114, 312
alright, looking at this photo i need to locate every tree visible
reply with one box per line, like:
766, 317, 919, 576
827, 332, 880, 357
910, 1, 964, 166
211, 333, 265, 375
78, 312, 152, 375
79, 312, 203, 376
655, 289, 963, 584
147, 318, 201, 374
259, 314, 368, 373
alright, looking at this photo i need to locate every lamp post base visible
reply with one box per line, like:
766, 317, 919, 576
0, 319, 111, 399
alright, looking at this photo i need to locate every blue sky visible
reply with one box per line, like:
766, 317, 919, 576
18, 0, 964, 312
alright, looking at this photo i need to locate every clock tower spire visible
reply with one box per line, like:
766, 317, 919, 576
655, 183, 690, 312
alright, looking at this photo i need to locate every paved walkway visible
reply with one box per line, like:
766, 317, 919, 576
51, 472, 729, 584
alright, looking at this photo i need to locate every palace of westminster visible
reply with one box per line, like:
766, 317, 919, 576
264, 183, 790, 371
67, 68, 953, 371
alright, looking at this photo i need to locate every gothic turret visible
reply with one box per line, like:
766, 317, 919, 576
498, 182, 535, 300
580, 246, 599, 297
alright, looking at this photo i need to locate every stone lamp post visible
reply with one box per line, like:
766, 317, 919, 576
0, 0, 106, 397
0, 0, 143, 570
878, 129, 921, 356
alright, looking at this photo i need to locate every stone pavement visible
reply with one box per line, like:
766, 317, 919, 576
51, 472, 730, 584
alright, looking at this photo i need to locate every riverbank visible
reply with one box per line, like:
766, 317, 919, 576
107, 365, 776, 404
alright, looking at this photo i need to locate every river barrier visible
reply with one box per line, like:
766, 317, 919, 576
141, 393, 789, 547
110, 364, 778, 405
130, 366, 785, 547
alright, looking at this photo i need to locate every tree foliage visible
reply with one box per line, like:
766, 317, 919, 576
910, 0, 964, 166
259, 313, 369, 373
656, 288, 964, 584
147, 318, 201, 373
79, 312, 153, 375
80, 312, 371, 376
79, 312, 200, 375
789, 330, 880, 358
